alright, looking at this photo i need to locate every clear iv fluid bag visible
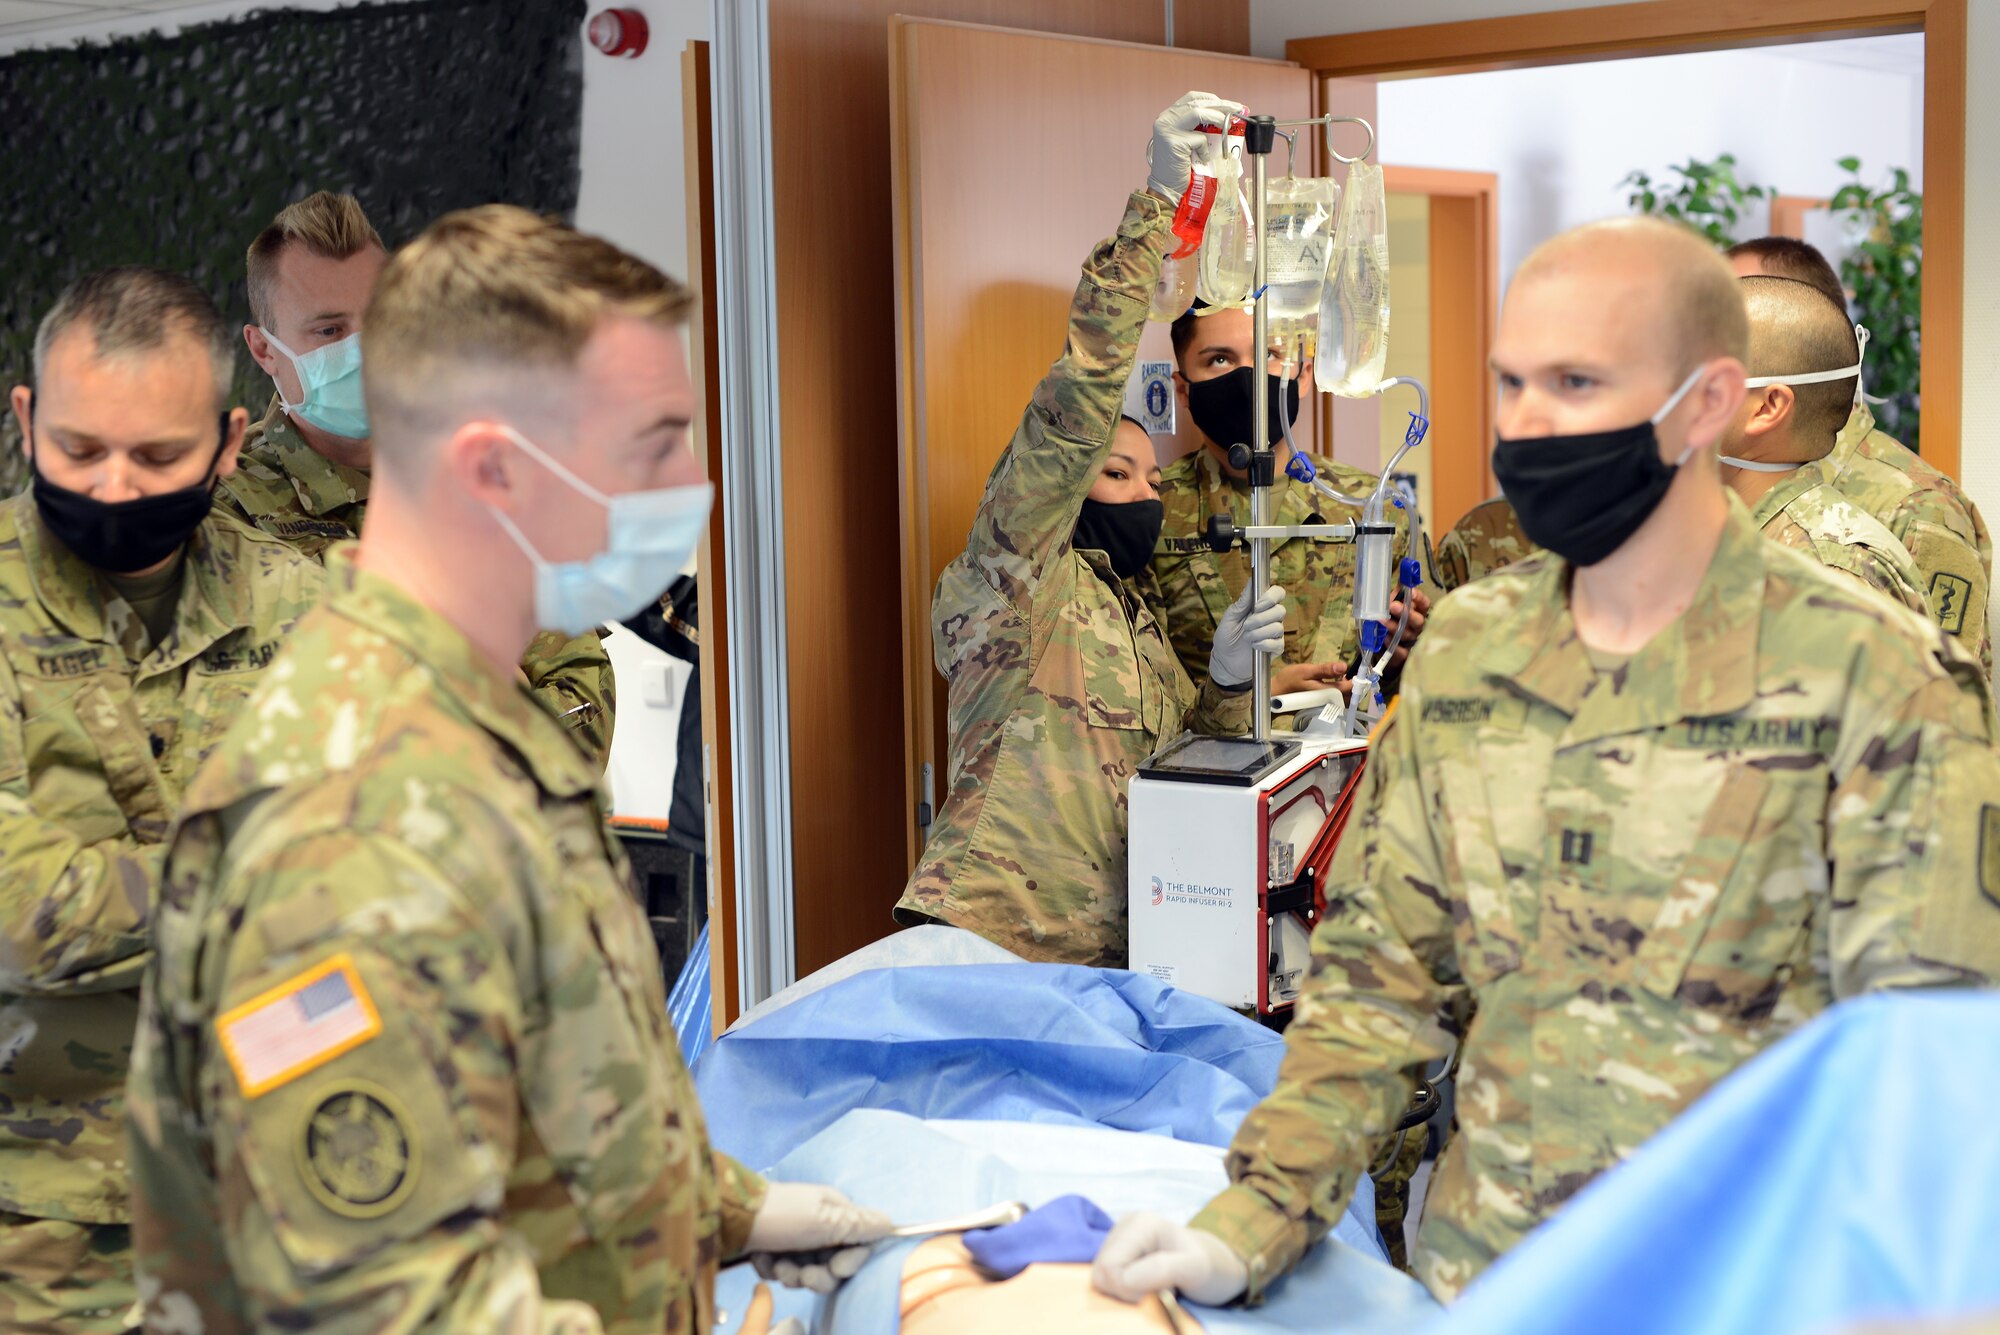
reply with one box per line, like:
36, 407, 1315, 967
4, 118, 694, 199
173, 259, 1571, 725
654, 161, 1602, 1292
1261, 177, 1341, 337
1150, 163, 1218, 323
1150, 254, 1197, 323
1320, 160, 1391, 397
1198, 151, 1255, 309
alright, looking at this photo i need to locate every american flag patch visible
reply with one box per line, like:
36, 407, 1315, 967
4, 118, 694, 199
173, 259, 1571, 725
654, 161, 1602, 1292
217, 953, 383, 1099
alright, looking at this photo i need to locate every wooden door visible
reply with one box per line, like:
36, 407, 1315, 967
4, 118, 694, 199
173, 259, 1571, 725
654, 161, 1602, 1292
681, 40, 741, 1029
889, 19, 1316, 871
764, 1, 1248, 987
1381, 165, 1499, 535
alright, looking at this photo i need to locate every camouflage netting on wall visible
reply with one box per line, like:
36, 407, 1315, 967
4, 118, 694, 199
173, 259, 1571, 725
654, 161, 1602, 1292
0, 0, 586, 494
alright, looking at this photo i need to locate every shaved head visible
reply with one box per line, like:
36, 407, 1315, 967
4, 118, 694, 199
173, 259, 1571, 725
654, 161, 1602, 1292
1740, 275, 1859, 447
1515, 217, 1750, 374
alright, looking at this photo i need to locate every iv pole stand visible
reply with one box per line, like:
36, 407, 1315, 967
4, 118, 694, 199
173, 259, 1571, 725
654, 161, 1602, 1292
1245, 114, 1276, 743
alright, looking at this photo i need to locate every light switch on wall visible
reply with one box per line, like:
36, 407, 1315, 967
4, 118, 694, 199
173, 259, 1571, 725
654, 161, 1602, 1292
643, 659, 688, 709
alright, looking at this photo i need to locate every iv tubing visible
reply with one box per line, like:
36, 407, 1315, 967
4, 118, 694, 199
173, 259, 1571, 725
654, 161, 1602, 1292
1342, 379, 1431, 736
1277, 387, 1373, 508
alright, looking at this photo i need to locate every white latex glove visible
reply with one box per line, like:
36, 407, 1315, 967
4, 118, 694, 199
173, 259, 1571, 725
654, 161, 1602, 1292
749, 1246, 873, 1296
1092, 1212, 1250, 1307
1209, 582, 1287, 689
732, 1282, 806, 1335
1146, 91, 1246, 202
744, 1183, 893, 1295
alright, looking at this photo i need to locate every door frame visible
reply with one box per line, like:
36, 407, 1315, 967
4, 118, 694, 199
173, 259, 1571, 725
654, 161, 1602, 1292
1770, 193, 1833, 240
1382, 165, 1499, 531
1288, 0, 1965, 480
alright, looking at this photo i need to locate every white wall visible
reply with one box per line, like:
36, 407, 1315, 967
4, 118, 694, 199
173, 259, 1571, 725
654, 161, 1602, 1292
1255, 0, 2000, 630
1251, 0, 1607, 60
0, 0, 701, 279
575, 4, 707, 278
1374, 47, 1921, 296
1965, 3, 2000, 612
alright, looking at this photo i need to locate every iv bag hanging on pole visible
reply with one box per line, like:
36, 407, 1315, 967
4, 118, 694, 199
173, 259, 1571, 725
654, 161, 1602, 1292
1197, 137, 1255, 309
1261, 175, 1341, 342
1149, 163, 1217, 322
1319, 160, 1391, 397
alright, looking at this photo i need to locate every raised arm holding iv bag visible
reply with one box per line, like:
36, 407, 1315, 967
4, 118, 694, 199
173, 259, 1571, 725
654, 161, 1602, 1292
1146, 93, 1246, 322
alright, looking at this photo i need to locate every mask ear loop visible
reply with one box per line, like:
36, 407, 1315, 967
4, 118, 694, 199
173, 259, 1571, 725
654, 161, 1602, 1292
1650, 364, 1710, 467
258, 329, 313, 415
1650, 365, 1708, 426
1853, 324, 1875, 408
201, 413, 232, 487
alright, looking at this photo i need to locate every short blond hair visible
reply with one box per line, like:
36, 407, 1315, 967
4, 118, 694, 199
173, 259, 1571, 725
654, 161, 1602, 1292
1518, 216, 1750, 372
362, 205, 693, 469
245, 191, 386, 328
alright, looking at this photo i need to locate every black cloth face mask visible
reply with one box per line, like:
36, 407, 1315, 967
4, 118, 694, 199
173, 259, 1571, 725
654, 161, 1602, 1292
1489, 367, 1706, 568
27, 395, 229, 574
1074, 497, 1164, 581
1184, 366, 1301, 454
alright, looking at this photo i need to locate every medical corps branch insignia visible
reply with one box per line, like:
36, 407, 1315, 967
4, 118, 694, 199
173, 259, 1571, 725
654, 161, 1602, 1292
298, 1081, 418, 1218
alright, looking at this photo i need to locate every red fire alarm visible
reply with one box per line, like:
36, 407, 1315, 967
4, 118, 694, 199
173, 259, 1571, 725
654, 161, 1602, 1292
588, 8, 649, 58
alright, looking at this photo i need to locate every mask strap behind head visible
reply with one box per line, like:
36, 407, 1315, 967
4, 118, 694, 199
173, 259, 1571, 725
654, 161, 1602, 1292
1743, 323, 1869, 409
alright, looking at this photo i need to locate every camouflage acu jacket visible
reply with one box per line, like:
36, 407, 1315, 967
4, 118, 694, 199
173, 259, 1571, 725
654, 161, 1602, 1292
1819, 402, 1992, 669
895, 191, 1251, 968
217, 396, 618, 762
0, 496, 323, 1226
1192, 499, 2000, 1303
129, 550, 763, 1334
1152, 446, 1408, 691
1434, 496, 1536, 592
1750, 467, 1929, 618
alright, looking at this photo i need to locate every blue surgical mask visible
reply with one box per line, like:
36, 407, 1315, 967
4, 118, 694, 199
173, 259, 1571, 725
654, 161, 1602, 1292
263, 329, 370, 440
487, 424, 714, 636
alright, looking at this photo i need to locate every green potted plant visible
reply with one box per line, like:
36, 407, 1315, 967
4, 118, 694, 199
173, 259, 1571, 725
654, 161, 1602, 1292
1622, 153, 1770, 246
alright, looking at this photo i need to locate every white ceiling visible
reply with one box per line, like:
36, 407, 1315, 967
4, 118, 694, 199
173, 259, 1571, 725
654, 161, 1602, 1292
1765, 32, 1925, 79
0, 0, 232, 37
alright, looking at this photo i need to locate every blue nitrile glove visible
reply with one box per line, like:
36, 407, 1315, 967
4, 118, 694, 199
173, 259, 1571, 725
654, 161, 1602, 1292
964, 1194, 1115, 1279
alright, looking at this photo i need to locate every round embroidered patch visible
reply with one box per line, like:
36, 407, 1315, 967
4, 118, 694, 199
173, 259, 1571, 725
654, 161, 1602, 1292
297, 1081, 418, 1218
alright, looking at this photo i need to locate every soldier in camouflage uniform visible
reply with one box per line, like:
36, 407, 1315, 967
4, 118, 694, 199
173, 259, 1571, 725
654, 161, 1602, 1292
1719, 275, 1930, 619
128, 206, 883, 1332
895, 95, 1283, 969
0, 268, 324, 1333
1152, 307, 1422, 702
1749, 471, 1927, 615
1096, 218, 2000, 1309
1822, 401, 1991, 669
1729, 236, 1993, 669
230, 191, 617, 760
1434, 495, 1536, 592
